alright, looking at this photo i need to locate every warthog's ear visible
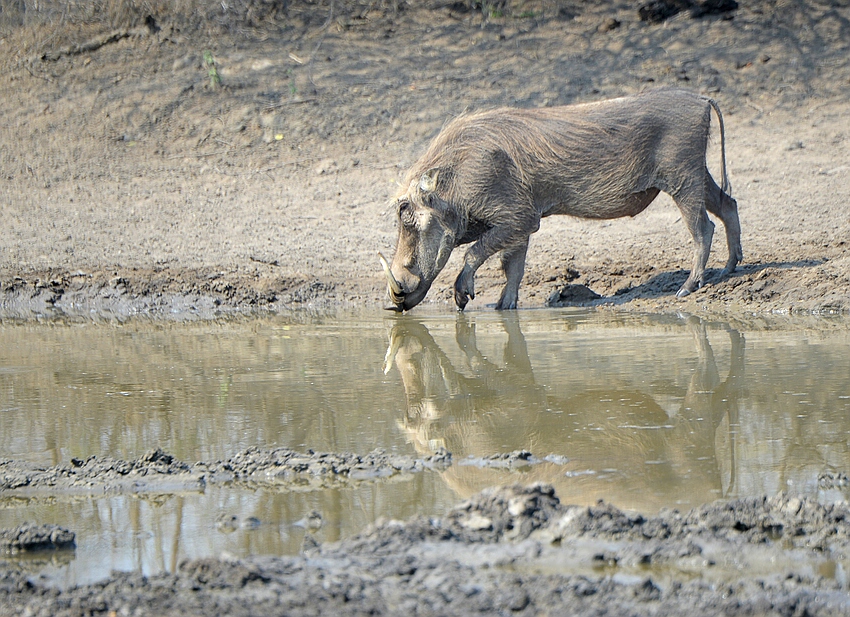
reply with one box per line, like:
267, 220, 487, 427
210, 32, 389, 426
418, 168, 440, 193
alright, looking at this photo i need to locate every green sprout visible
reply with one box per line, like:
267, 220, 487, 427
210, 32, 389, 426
204, 50, 221, 87
287, 68, 297, 95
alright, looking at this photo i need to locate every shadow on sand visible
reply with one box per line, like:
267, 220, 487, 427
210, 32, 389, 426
548, 259, 826, 307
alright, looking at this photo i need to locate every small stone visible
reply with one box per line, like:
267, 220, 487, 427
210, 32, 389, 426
461, 514, 493, 531
783, 498, 802, 516
508, 497, 532, 517
598, 18, 621, 32
314, 158, 338, 175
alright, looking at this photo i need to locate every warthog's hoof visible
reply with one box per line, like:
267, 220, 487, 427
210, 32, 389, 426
676, 279, 704, 298
720, 260, 740, 278
454, 267, 475, 310
495, 297, 518, 310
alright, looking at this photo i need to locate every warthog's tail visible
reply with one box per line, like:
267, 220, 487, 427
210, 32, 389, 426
707, 98, 731, 196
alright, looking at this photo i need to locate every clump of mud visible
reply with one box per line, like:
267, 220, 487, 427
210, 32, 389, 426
0, 524, 75, 555
4, 484, 850, 616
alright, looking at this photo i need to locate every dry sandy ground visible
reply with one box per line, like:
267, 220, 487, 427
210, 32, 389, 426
0, 0, 849, 317
2, 1, 850, 615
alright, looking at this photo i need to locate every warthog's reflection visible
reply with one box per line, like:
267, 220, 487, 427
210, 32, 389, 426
385, 314, 745, 511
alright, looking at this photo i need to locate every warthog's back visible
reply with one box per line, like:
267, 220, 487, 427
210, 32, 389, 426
411, 88, 717, 220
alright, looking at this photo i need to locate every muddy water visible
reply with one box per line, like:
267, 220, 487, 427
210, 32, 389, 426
2, 309, 850, 587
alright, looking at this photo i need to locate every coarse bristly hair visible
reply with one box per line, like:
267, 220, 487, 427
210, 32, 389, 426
402, 88, 730, 211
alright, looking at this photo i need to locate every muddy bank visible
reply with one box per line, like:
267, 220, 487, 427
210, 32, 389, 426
4, 484, 850, 616
0, 267, 365, 320
0, 447, 453, 497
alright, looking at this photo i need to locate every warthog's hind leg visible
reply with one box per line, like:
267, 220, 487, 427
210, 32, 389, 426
496, 239, 529, 310
674, 187, 715, 298
704, 171, 742, 277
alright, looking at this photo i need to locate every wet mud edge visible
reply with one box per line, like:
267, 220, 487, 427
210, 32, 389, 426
4, 455, 850, 615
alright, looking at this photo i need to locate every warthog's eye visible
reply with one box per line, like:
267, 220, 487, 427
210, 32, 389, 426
398, 201, 416, 229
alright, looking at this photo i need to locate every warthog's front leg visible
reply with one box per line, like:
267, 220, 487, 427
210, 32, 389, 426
454, 227, 530, 310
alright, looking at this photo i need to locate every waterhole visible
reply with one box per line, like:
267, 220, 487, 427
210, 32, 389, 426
2, 309, 849, 587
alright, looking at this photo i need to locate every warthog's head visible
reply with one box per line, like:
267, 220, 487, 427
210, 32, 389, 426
381, 168, 461, 311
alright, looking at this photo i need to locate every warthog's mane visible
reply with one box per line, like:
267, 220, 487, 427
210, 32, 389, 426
409, 106, 617, 187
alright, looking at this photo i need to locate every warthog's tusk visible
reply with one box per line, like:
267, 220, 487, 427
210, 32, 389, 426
378, 251, 403, 296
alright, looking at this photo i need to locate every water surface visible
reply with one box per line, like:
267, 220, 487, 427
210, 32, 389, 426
2, 309, 849, 586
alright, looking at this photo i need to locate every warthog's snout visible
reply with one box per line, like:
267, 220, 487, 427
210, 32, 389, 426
378, 252, 425, 311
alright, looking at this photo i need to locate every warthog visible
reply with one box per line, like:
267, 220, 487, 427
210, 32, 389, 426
380, 88, 742, 311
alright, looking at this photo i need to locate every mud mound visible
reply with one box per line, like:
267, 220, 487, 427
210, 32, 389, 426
0, 524, 76, 555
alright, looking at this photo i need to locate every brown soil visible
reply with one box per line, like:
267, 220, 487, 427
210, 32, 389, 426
1, 0, 848, 317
